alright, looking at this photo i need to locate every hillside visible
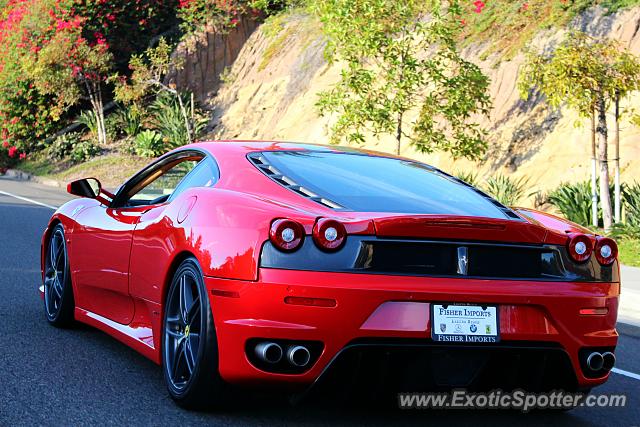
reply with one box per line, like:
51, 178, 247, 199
196, 5, 640, 208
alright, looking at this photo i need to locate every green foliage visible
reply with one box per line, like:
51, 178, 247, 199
71, 140, 101, 163
453, 170, 480, 187
133, 130, 164, 157
618, 238, 640, 267
519, 32, 640, 117
47, 133, 82, 161
547, 180, 594, 226
616, 181, 640, 238
113, 38, 179, 107
461, 1, 640, 59
149, 93, 207, 148
484, 174, 529, 206
177, 0, 288, 36
76, 110, 100, 143
313, 0, 491, 158
0, 0, 176, 153
547, 180, 617, 227
600, 0, 640, 12
47, 132, 99, 163
112, 106, 145, 138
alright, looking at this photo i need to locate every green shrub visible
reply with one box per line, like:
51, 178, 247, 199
134, 130, 165, 157
47, 132, 99, 163
47, 133, 82, 161
623, 182, 640, 226
113, 106, 144, 138
484, 174, 529, 206
76, 110, 100, 143
71, 140, 101, 163
547, 181, 593, 227
616, 182, 640, 239
547, 180, 616, 228
150, 93, 207, 148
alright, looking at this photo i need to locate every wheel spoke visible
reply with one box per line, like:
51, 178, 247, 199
166, 314, 182, 327
166, 329, 183, 339
178, 275, 188, 324
186, 296, 200, 326
55, 245, 65, 272
45, 276, 56, 303
171, 340, 187, 382
52, 278, 63, 299
188, 334, 200, 360
184, 338, 195, 374
49, 238, 58, 270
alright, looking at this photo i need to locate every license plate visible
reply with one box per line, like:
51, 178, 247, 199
431, 303, 499, 343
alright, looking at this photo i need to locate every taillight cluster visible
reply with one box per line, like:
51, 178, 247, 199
567, 233, 617, 266
269, 218, 347, 252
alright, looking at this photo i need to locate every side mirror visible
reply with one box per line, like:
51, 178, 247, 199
67, 178, 102, 199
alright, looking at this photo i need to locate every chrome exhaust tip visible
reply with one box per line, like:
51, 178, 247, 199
255, 342, 283, 364
586, 352, 604, 371
287, 345, 311, 367
602, 352, 616, 371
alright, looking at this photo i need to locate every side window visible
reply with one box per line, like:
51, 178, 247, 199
124, 157, 202, 206
168, 156, 219, 202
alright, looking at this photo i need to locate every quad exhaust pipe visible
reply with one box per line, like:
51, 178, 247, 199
586, 351, 616, 372
253, 341, 312, 368
254, 342, 283, 364
602, 351, 616, 371
287, 345, 311, 367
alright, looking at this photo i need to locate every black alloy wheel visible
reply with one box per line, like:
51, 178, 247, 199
162, 257, 226, 408
44, 224, 74, 326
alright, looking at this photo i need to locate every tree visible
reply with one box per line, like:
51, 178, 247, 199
113, 38, 195, 144
519, 32, 640, 231
610, 51, 640, 223
312, 0, 491, 158
21, 3, 113, 146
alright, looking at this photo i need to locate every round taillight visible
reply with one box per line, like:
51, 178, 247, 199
567, 233, 593, 263
269, 219, 304, 252
313, 218, 347, 251
595, 237, 618, 266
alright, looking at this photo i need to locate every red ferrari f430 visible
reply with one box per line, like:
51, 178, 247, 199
40, 141, 620, 408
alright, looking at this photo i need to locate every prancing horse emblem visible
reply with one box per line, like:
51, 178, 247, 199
457, 246, 469, 275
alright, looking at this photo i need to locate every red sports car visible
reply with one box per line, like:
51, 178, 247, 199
41, 141, 620, 408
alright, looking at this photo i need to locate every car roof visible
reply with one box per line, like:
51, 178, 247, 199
187, 140, 394, 158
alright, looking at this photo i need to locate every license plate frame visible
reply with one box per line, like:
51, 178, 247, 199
431, 303, 500, 343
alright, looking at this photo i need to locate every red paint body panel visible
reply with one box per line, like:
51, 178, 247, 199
39, 141, 621, 394
207, 269, 618, 389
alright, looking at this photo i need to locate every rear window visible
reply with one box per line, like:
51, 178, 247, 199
254, 151, 511, 219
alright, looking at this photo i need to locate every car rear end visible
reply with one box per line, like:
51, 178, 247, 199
207, 147, 620, 395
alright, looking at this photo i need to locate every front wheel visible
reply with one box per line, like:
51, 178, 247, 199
162, 257, 226, 409
43, 224, 75, 327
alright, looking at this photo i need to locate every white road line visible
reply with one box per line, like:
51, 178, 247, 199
0, 190, 58, 210
612, 367, 640, 381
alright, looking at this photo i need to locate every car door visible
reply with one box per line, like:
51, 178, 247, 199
128, 156, 220, 304
71, 151, 205, 324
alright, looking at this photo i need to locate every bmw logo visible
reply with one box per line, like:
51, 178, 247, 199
470, 324, 478, 333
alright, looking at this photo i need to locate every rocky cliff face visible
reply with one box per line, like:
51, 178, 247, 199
187, 8, 640, 206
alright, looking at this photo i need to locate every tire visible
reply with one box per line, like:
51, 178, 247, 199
43, 224, 75, 327
162, 257, 227, 409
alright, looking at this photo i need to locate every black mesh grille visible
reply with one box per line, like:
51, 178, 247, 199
362, 241, 549, 279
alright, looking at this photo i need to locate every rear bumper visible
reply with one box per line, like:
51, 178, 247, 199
206, 268, 619, 391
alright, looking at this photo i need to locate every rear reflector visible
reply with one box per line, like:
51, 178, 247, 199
284, 296, 337, 307
579, 307, 608, 316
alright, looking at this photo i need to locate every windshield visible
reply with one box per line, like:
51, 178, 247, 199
255, 151, 511, 219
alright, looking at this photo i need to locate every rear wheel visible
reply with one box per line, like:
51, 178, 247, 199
43, 224, 75, 327
162, 257, 226, 409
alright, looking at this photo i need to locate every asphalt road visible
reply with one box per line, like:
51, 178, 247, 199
0, 176, 639, 426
